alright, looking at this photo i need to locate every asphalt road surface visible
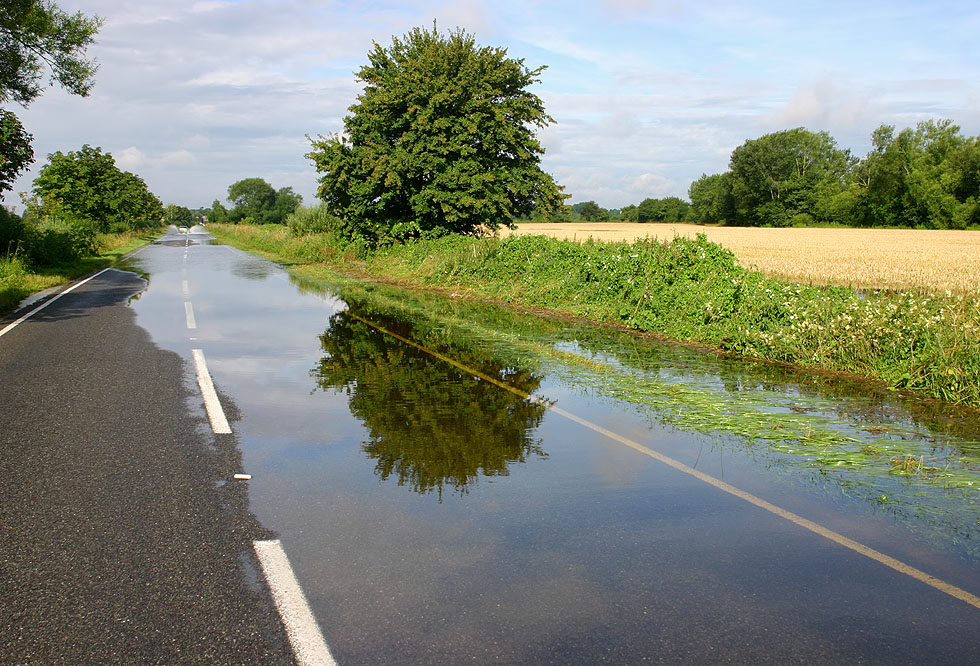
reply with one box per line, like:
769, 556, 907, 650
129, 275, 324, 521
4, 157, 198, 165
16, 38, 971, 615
3, 226, 980, 665
0, 257, 295, 663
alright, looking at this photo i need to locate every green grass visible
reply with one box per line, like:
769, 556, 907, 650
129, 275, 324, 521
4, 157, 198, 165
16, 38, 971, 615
209, 223, 980, 409
0, 230, 159, 316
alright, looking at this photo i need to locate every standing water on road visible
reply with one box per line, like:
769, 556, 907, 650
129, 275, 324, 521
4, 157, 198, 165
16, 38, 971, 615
123, 230, 980, 664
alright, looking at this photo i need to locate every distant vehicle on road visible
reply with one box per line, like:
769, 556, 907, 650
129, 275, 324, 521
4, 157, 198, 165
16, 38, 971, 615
178, 226, 189, 234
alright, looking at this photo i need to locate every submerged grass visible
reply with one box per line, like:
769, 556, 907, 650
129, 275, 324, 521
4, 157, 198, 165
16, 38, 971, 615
0, 230, 158, 315
209, 223, 980, 408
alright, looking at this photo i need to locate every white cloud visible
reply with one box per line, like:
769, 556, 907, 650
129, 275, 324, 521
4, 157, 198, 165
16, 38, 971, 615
768, 76, 877, 133
6, 0, 978, 212
115, 147, 147, 170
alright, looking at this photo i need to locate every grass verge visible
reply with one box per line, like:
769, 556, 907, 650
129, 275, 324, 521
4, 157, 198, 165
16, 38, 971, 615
207, 223, 980, 409
0, 230, 159, 316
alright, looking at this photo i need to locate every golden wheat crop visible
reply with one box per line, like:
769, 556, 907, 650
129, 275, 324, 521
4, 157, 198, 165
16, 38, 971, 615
499, 223, 980, 294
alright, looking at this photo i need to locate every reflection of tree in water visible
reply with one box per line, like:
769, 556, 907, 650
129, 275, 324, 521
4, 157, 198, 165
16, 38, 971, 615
312, 309, 547, 497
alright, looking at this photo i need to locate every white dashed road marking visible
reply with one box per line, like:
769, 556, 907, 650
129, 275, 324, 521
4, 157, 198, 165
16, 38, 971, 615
254, 539, 338, 666
184, 302, 197, 329
191, 349, 231, 434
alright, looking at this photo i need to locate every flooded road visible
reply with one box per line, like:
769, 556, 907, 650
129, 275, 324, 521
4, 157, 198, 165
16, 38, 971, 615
124, 227, 980, 664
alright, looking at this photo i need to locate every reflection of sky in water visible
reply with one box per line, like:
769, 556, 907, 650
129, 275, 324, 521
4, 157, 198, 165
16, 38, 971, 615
122, 237, 980, 664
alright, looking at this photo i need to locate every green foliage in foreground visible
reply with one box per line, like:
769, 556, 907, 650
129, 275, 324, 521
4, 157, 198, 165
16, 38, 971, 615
1, 203, 99, 266
208, 224, 980, 408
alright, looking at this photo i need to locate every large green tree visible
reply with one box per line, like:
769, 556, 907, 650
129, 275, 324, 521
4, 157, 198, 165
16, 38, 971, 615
854, 120, 977, 228
308, 24, 564, 242
227, 177, 276, 223
688, 173, 735, 224
222, 177, 301, 224
1, 0, 102, 105
728, 128, 854, 226
635, 196, 690, 222
0, 108, 32, 193
29, 144, 162, 230
163, 203, 194, 226
1, 2, 102, 198
575, 200, 609, 221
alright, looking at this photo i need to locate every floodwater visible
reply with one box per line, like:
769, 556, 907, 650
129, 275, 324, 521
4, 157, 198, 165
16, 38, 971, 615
122, 227, 980, 664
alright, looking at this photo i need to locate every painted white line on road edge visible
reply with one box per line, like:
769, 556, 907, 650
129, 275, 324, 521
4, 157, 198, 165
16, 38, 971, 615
254, 539, 337, 666
0, 268, 112, 339
184, 301, 197, 329
191, 349, 231, 434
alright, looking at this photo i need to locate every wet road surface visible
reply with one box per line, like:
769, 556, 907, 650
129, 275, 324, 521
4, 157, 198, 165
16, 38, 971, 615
3, 225, 979, 664
0, 253, 293, 663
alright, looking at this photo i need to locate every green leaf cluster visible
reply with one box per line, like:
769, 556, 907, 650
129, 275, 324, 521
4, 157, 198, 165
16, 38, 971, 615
0, 108, 32, 195
853, 119, 980, 229
690, 121, 980, 229
307, 24, 564, 243
163, 204, 195, 226
0, 2, 101, 199
0, 0, 102, 106
210, 177, 302, 225
28, 144, 163, 231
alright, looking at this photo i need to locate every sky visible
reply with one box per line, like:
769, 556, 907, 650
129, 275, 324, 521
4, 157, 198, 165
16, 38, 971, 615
7, 0, 980, 210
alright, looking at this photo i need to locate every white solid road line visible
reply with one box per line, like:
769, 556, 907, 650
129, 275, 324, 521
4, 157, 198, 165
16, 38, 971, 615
0, 268, 112, 339
254, 540, 337, 666
184, 301, 197, 329
191, 349, 231, 434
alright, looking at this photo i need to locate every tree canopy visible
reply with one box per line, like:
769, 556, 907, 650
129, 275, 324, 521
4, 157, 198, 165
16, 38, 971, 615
728, 128, 854, 226
1, 1, 102, 200
215, 177, 302, 224
29, 144, 162, 231
0, 108, 32, 194
686, 120, 979, 229
163, 203, 194, 227
576, 200, 609, 222
688, 173, 734, 224
0, 0, 102, 106
308, 23, 564, 243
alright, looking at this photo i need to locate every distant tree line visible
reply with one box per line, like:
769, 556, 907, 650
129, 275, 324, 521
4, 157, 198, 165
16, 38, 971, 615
206, 177, 302, 225
561, 120, 980, 230
564, 197, 690, 223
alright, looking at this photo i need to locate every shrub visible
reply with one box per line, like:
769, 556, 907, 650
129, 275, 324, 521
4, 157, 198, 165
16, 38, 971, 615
0, 206, 25, 255
23, 216, 100, 266
287, 205, 344, 236
789, 213, 814, 227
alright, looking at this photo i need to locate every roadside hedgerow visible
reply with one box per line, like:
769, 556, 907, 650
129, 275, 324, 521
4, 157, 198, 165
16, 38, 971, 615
207, 224, 980, 407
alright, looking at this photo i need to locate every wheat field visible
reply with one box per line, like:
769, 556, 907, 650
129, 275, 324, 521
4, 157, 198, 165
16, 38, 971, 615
499, 223, 980, 294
